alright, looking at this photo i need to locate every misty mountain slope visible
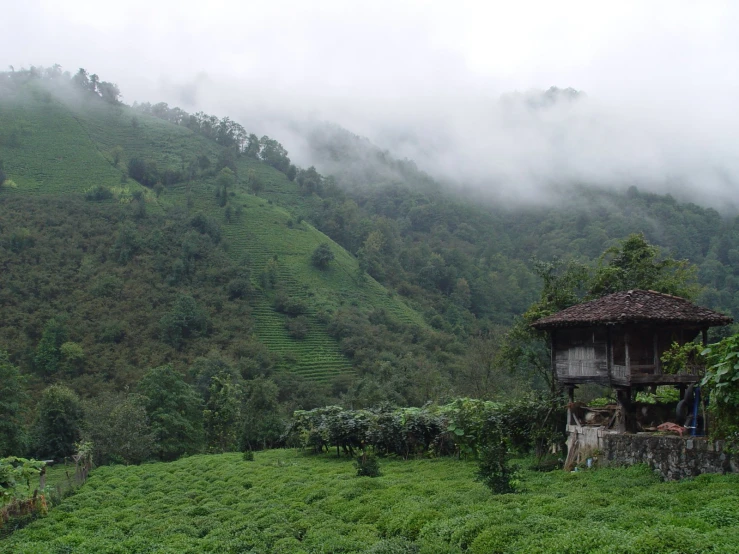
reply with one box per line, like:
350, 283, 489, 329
296, 149, 739, 328
0, 81, 435, 392
283, 120, 442, 192
0, 82, 124, 193
67, 96, 224, 179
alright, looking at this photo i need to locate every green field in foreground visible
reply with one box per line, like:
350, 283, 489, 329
3, 450, 739, 554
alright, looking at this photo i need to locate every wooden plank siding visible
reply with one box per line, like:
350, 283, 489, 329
552, 324, 704, 387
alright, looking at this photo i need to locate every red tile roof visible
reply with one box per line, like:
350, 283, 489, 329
531, 289, 733, 329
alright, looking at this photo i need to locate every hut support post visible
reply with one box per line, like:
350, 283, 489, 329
616, 387, 632, 433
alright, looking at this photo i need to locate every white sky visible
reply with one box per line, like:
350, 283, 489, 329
5, 0, 739, 205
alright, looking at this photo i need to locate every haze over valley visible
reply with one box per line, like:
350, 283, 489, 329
6, 0, 739, 208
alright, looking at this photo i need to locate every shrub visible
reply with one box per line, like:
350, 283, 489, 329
476, 441, 519, 494
242, 450, 254, 461
159, 295, 211, 349
189, 213, 222, 243
84, 185, 113, 201
226, 278, 251, 300
33, 317, 68, 374
274, 291, 306, 316
355, 453, 381, 477
285, 316, 309, 340
311, 243, 335, 269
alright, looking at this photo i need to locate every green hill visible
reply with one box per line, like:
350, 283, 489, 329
0, 76, 435, 401
2, 67, 739, 410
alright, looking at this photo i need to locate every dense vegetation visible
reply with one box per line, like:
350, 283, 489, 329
5, 450, 739, 553
2, 62, 739, 551
2, 63, 739, 448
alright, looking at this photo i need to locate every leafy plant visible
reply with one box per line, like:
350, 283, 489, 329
476, 440, 520, 494
311, 243, 335, 269
354, 452, 381, 477
0, 457, 46, 505
661, 341, 704, 375
701, 333, 739, 444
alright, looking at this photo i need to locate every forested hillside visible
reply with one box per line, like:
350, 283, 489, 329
1, 65, 738, 462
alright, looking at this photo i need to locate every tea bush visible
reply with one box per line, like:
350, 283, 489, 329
4, 450, 739, 553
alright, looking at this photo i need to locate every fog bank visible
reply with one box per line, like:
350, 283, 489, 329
5, 0, 739, 208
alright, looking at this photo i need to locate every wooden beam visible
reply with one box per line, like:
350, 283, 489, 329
630, 374, 701, 385
550, 330, 557, 381
606, 327, 612, 379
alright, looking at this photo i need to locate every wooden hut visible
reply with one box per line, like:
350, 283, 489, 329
532, 289, 732, 434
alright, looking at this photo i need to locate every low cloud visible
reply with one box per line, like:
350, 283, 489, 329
5, 0, 739, 209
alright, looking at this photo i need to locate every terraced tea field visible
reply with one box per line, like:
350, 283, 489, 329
0, 82, 428, 384
0, 85, 122, 193
4, 450, 739, 553
68, 100, 222, 175
174, 178, 427, 382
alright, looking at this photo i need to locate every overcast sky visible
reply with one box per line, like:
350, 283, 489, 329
5, 0, 739, 206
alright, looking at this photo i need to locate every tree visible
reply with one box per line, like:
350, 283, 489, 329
216, 167, 235, 207
247, 168, 262, 195
203, 374, 243, 453
127, 157, 149, 185
32, 385, 84, 459
89, 73, 100, 94
0, 159, 6, 187
159, 294, 211, 349
457, 332, 514, 399
60, 341, 85, 375
98, 81, 121, 104
138, 365, 204, 461
71, 68, 89, 90
83, 392, 155, 465
311, 243, 335, 269
588, 233, 699, 299
109, 146, 124, 167
259, 136, 291, 174
241, 378, 283, 451
34, 317, 68, 375
244, 134, 261, 158
502, 234, 700, 393
297, 166, 322, 195
285, 315, 310, 339
0, 351, 28, 456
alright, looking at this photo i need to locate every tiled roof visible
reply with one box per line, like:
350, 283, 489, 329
531, 289, 733, 329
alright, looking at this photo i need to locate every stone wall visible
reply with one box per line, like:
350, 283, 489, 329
602, 433, 737, 480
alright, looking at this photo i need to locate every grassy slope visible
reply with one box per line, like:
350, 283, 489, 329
0, 85, 122, 194
4, 450, 739, 553
0, 84, 426, 383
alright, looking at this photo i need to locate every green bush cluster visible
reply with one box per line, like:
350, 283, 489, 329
286, 397, 565, 461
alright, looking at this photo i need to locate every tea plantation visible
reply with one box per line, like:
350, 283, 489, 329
4, 450, 739, 553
